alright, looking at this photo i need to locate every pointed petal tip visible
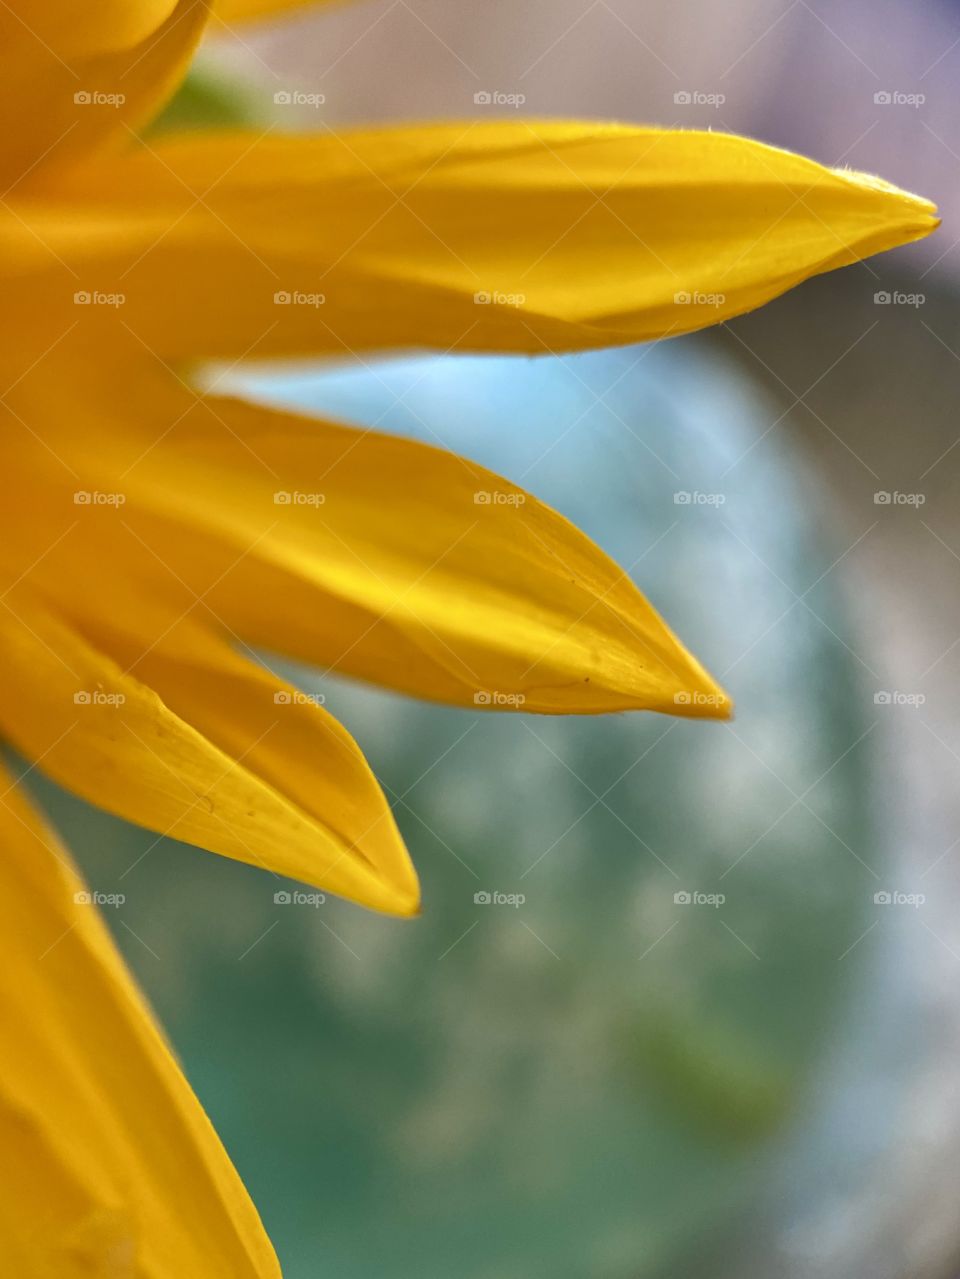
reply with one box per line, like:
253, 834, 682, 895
389, 838, 423, 917
833, 166, 940, 236
325, 868, 421, 918
362, 862, 422, 919
392, 881, 423, 919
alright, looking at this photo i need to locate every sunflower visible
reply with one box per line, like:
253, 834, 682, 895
0, 0, 937, 1272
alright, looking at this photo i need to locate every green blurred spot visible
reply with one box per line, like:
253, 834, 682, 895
621, 1001, 794, 1146
148, 67, 255, 135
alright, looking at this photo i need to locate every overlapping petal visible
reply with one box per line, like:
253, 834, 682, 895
7, 364, 730, 719
4, 1, 181, 58
0, 762, 280, 1276
10, 123, 938, 364
0, 586, 419, 914
0, 0, 207, 187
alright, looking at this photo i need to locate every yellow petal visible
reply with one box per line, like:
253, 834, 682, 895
0, 764, 280, 1276
9, 366, 730, 719
0, 587, 419, 915
4, 0, 181, 58
0, 0, 206, 186
16, 122, 938, 359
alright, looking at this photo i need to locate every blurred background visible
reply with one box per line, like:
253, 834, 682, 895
37, 3, 960, 1276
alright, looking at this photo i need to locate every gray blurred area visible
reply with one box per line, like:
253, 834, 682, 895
715, 268, 960, 1279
